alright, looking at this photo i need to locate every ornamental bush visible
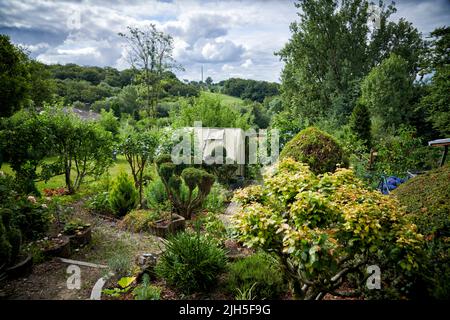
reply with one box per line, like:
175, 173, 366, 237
279, 127, 348, 174
155, 154, 215, 219
155, 231, 227, 294
109, 172, 138, 217
232, 158, 423, 299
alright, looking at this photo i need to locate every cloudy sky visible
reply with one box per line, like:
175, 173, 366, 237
1, 0, 449, 83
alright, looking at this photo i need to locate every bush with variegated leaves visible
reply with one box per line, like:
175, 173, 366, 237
232, 158, 423, 299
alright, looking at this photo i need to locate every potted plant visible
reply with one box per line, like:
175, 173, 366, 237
148, 211, 185, 238
36, 234, 71, 258
63, 219, 92, 249
0, 209, 33, 279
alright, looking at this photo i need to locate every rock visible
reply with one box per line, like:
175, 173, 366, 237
135, 253, 160, 282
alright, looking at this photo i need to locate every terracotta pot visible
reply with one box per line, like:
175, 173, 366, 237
66, 226, 92, 249
41, 236, 71, 258
148, 213, 185, 238
5, 254, 33, 279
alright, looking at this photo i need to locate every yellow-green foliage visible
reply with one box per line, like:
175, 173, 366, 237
279, 127, 348, 174
232, 158, 423, 298
119, 209, 161, 232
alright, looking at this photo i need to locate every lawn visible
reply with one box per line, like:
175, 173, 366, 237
1, 155, 131, 193
200, 91, 245, 107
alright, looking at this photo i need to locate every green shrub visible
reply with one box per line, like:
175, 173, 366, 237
119, 209, 161, 232
155, 231, 227, 294
0, 172, 15, 208
373, 125, 439, 176
393, 164, 450, 299
109, 172, 138, 217
349, 101, 371, 150
203, 147, 239, 185
133, 274, 161, 300
279, 127, 348, 174
226, 252, 286, 299
86, 191, 112, 214
196, 211, 227, 244
10, 197, 51, 241
203, 183, 228, 213
107, 252, 133, 278
0, 216, 12, 267
0, 208, 22, 267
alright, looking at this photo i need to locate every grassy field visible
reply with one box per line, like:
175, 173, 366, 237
1, 155, 131, 193
201, 91, 245, 107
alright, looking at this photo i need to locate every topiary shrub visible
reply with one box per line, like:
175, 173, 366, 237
279, 127, 348, 174
225, 252, 286, 299
155, 231, 227, 294
155, 154, 215, 219
109, 172, 138, 217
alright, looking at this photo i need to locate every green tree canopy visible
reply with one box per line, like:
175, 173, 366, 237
361, 53, 414, 128
419, 26, 450, 136
0, 35, 30, 117
172, 94, 253, 129
277, 0, 424, 127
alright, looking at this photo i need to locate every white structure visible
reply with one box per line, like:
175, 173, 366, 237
185, 127, 246, 176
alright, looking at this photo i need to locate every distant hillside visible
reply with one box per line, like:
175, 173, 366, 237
201, 91, 245, 107
217, 78, 279, 103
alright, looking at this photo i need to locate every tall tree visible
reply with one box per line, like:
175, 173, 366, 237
361, 53, 414, 128
28, 60, 56, 109
0, 35, 30, 117
277, 0, 424, 127
119, 25, 182, 118
419, 27, 450, 136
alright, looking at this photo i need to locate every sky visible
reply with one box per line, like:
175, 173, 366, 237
0, 0, 449, 83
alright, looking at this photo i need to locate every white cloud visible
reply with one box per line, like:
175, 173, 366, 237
1, 0, 448, 83
222, 64, 234, 72
20, 42, 49, 52
241, 58, 253, 68
164, 12, 234, 45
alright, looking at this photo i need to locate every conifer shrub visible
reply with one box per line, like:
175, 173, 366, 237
109, 172, 138, 217
349, 101, 372, 149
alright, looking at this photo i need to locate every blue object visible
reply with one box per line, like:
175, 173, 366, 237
378, 175, 405, 194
